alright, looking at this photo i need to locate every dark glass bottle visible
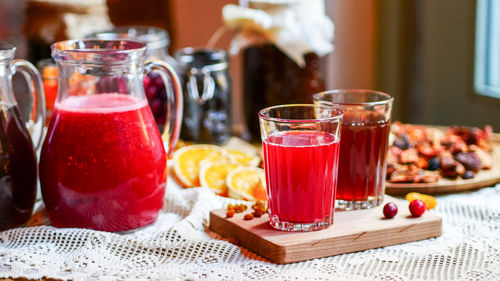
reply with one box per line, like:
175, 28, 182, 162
175, 48, 232, 144
243, 43, 326, 140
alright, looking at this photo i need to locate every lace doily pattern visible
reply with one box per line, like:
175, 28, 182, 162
1, 180, 499, 281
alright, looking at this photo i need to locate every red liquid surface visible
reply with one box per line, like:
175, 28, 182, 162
40, 93, 167, 232
0, 105, 37, 231
337, 113, 390, 201
263, 131, 340, 223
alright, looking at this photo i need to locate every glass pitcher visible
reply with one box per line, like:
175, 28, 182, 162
40, 39, 183, 232
0, 42, 46, 231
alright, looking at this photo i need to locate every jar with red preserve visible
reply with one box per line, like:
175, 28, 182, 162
221, 0, 335, 140
87, 26, 177, 132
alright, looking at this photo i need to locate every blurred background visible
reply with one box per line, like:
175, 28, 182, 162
1, 0, 499, 132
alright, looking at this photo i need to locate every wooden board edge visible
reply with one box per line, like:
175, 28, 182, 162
278, 216, 443, 264
209, 210, 443, 264
209, 211, 283, 263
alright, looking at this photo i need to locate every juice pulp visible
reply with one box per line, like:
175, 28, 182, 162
40, 93, 167, 232
0, 105, 37, 231
263, 131, 340, 226
337, 112, 390, 202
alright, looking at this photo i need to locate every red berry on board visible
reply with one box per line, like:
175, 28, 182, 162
409, 199, 426, 217
383, 202, 398, 219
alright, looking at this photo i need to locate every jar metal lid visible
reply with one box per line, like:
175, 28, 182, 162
175, 48, 228, 71
86, 26, 170, 51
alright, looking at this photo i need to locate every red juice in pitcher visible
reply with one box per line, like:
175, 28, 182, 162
263, 131, 340, 228
40, 93, 167, 232
336, 112, 390, 203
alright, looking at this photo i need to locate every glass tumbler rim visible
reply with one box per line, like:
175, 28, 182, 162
258, 103, 343, 124
313, 89, 393, 106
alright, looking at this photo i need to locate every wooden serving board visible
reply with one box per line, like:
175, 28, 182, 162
209, 195, 442, 264
386, 134, 500, 195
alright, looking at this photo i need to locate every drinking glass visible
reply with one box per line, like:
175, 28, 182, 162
259, 104, 342, 231
313, 90, 393, 210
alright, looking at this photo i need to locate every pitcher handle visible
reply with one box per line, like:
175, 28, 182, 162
12, 59, 46, 149
144, 60, 183, 155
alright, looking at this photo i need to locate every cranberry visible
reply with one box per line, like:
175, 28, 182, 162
383, 202, 398, 219
409, 199, 426, 217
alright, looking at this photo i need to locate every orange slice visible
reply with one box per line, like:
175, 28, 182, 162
227, 167, 267, 201
172, 144, 235, 187
225, 149, 261, 167
405, 192, 437, 210
200, 162, 241, 195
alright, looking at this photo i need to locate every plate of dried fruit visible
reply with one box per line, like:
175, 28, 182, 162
385, 122, 500, 195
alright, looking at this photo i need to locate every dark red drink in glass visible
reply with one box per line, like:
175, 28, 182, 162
314, 90, 393, 210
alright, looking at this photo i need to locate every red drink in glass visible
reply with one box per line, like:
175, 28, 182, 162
40, 93, 167, 232
259, 104, 342, 231
337, 113, 390, 203
263, 131, 340, 226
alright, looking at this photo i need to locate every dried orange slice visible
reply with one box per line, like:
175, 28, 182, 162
227, 167, 267, 201
200, 161, 240, 196
405, 192, 437, 210
225, 149, 261, 167
172, 144, 235, 187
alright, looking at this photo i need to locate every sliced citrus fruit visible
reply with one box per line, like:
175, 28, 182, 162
405, 192, 437, 210
225, 149, 261, 167
200, 161, 241, 196
227, 167, 266, 201
172, 144, 235, 187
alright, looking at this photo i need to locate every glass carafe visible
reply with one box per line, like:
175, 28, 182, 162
40, 40, 183, 232
0, 42, 46, 231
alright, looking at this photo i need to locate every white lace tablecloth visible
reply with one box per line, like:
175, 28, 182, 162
0, 179, 499, 281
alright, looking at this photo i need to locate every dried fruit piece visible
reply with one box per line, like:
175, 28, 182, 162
405, 192, 437, 210
461, 170, 475, 179
243, 213, 254, 220
383, 202, 398, 219
454, 152, 482, 172
226, 210, 234, 218
409, 199, 426, 217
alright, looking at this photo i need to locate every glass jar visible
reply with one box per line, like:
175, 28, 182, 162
243, 43, 325, 140
221, 0, 334, 140
87, 26, 177, 132
175, 48, 232, 144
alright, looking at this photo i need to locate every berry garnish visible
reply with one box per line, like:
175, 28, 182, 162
409, 199, 426, 217
383, 202, 398, 219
